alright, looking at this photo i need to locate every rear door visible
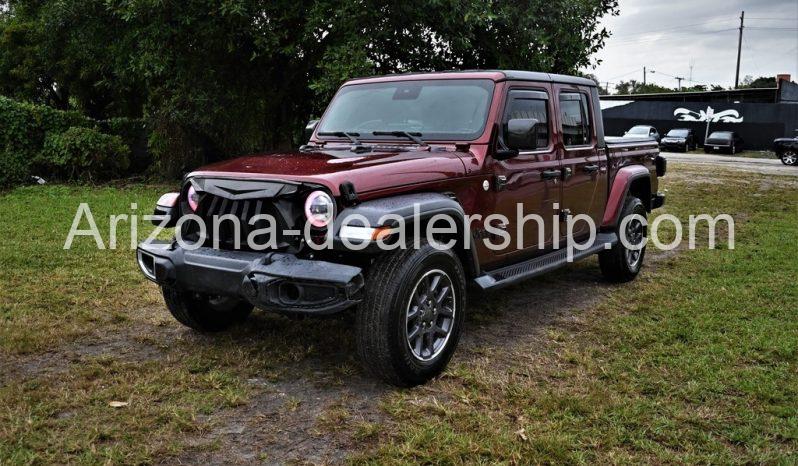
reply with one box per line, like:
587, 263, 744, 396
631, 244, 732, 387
554, 86, 607, 239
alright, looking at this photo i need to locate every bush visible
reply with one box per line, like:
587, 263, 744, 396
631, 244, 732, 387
0, 96, 144, 187
0, 96, 92, 187
35, 127, 130, 182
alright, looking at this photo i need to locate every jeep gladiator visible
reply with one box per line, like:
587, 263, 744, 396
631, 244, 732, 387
137, 70, 666, 386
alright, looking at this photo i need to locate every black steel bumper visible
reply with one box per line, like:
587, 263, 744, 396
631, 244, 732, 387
136, 241, 364, 315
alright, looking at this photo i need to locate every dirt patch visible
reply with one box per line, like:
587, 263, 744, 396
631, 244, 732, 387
168, 253, 684, 465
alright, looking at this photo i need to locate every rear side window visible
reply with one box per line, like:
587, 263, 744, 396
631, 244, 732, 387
559, 92, 592, 146
503, 90, 549, 150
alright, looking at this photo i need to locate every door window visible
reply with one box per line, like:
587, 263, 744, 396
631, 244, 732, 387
503, 90, 549, 150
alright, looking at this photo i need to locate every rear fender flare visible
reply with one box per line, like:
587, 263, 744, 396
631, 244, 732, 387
602, 165, 652, 228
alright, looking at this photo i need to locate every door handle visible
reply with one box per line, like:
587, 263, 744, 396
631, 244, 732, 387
584, 164, 600, 173
541, 169, 561, 180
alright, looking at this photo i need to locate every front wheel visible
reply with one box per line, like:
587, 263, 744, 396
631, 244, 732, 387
599, 196, 647, 282
356, 242, 466, 387
780, 150, 797, 166
162, 286, 253, 332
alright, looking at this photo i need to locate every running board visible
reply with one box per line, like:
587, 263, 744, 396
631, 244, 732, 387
473, 232, 618, 290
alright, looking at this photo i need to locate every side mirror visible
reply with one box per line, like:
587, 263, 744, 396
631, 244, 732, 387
506, 118, 540, 151
304, 119, 319, 141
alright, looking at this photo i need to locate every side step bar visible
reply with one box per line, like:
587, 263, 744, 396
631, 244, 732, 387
473, 232, 618, 290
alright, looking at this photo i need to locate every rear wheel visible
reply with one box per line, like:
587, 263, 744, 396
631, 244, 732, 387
599, 196, 647, 282
780, 150, 797, 166
162, 286, 253, 332
356, 242, 466, 387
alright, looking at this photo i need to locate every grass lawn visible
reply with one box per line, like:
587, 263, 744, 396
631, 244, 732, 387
1, 166, 797, 464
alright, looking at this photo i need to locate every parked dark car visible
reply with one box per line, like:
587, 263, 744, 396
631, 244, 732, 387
624, 125, 660, 143
660, 128, 696, 152
704, 131, 743, 154
773, 131, 798, 166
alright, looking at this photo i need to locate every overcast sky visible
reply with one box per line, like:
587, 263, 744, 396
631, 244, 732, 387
587, 0, 798, 92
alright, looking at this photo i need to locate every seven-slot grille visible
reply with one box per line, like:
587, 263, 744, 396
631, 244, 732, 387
187, 192, 298, 250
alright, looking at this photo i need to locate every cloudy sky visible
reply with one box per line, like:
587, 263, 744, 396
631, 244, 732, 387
588, 0, 798, 92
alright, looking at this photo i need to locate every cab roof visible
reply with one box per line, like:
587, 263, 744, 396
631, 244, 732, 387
345, 70, 596, 87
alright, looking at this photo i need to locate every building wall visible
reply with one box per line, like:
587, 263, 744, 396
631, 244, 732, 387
601, 100, 798, 150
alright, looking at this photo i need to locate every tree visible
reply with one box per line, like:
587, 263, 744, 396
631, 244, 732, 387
739, 75, 776, 89
0, 0, 620, 177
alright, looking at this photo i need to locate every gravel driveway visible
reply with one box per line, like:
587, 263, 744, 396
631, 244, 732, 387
662, 152, 798, 177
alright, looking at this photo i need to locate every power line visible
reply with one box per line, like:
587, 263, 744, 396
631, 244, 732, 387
605, 28, 738, 47
609, 18, 738, 39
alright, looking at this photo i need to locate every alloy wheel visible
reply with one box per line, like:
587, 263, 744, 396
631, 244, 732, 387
782, 151, 797, 166
624, 218, 645, 269
405, 269, 456, 361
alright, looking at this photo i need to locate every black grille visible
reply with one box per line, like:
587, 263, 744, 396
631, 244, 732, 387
182, 193, 300, 251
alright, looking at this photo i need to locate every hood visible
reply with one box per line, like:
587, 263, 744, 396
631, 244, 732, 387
189, 148, 469, 196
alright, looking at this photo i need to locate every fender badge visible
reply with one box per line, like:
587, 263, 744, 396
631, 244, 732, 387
482, 180, 490, 191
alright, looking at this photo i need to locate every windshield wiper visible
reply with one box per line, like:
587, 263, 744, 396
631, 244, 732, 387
372, 131, 426, 146
317, 131, 362, 145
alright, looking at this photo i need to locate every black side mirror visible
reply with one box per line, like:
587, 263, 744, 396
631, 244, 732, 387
506, 118, 540, 151
304, 119, 319, 141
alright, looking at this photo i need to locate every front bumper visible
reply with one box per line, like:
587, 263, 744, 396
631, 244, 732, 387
137, 241, 364, 315
660, 140, 687, 151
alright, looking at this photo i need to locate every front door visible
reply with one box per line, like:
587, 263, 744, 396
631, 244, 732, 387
555, 87, 607, 240
489, 86, 560, 261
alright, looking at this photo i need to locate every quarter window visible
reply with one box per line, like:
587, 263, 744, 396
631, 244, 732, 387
559, 92, 592, 147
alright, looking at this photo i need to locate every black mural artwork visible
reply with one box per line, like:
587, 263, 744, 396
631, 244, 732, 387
601, 101, 798, 150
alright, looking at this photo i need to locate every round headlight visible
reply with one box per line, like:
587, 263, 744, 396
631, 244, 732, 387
304, 191, 334, 227
187, 185, 199, 212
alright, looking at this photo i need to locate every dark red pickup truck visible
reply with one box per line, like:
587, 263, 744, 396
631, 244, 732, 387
137, 70, 666, 386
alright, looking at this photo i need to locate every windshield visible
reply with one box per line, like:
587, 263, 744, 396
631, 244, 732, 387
709, 132, 731, 140
628, 126, 650, 135
317, 79, 495, 141
667, 129, 689, 137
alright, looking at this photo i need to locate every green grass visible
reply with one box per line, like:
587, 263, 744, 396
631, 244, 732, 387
354, 170, 798, 463
1, 168, 797, 463
0, 184, 174, 353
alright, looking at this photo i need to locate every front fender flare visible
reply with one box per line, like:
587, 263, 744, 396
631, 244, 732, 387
332, 192, 480, 276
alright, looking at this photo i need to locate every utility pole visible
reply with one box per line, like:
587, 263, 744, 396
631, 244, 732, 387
676, 77, 684, 91
735, 11, 745, 89
643, 66, 647, 86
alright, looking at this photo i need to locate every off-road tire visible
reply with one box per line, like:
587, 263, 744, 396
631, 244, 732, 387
356, 242, 466, 387
162, 285, 253, 332
599, 196, 647, 282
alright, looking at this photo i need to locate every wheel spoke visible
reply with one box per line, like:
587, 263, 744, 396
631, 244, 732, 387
414, 334, 424, 354
438, 305, 454, 317
407, 324, 422, 341
407, 305, 421, 322
424, 331, 435, 354
432, 324, 447, 336
435, 285, 451, 305
429, 274, 441, 293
